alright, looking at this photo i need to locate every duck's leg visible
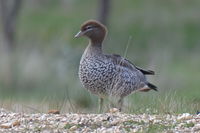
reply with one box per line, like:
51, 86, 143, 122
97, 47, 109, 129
109, 101, 115, 109
98, 98, 103, 113
118, 97, 124, 112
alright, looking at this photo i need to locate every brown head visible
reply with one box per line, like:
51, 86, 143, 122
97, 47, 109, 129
75, 20, 107, 44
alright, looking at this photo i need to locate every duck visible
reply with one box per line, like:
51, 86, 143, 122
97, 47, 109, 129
75, 20, 157, 112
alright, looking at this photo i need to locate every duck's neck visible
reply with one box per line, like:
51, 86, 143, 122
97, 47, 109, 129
84, 40, 103, 57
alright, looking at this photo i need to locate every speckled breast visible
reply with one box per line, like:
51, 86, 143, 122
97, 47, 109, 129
79, 56, 116, 97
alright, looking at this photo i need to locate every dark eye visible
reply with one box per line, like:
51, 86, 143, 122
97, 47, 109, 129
85, 26, 93, 30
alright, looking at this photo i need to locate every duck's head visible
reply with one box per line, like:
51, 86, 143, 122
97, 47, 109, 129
75, 20, 107, 43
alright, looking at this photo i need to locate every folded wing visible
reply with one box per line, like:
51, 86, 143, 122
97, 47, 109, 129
106, 54, 155, 75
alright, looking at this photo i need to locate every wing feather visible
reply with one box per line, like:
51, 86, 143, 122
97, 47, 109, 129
106, 54, 155, 75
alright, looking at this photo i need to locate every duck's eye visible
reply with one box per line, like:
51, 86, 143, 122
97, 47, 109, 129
85, 26, 93, 30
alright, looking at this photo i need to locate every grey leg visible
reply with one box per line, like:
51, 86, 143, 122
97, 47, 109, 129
109, 101, 115, 109
98, 98, 103, 113
118, 97, 124, 112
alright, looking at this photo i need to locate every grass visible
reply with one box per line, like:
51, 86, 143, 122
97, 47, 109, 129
0, 0, 200, 114
184, 122, 195, 128
146, 123, 173, 133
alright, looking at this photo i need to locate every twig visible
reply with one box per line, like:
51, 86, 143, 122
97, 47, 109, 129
123, 36, 132, 58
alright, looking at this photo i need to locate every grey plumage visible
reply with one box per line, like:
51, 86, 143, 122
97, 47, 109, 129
75, 20, 157, 111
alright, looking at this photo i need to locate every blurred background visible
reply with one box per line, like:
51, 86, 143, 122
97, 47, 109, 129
0, 0, 200, 114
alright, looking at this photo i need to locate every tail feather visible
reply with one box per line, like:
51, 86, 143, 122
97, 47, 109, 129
147, 82, 158, 91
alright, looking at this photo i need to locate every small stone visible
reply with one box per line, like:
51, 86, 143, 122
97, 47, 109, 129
177, 113, 192, 121
195, 123, 200, 130
0, 123, 12, 129
12, 121, 20, 127
48, 110, 60, 114
39, 114, 47, 120
69, 125, 77, 131
109, 108, 119, 113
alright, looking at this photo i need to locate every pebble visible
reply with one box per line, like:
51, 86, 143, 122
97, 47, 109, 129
48, 110, 60, 114
109, 108, 119, 113
69, 125, 77, 131
177, 113, 193, 121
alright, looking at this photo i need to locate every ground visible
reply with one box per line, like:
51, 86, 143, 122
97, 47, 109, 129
0, 108, 200, 132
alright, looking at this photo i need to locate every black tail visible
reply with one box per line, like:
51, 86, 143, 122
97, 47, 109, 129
147, 82, 158, 91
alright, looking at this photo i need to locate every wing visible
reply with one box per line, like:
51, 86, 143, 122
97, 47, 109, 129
106, 54, 155, 75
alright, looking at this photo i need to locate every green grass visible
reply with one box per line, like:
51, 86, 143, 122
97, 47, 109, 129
146, 123, 173, 133
184, 122, 195, 128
